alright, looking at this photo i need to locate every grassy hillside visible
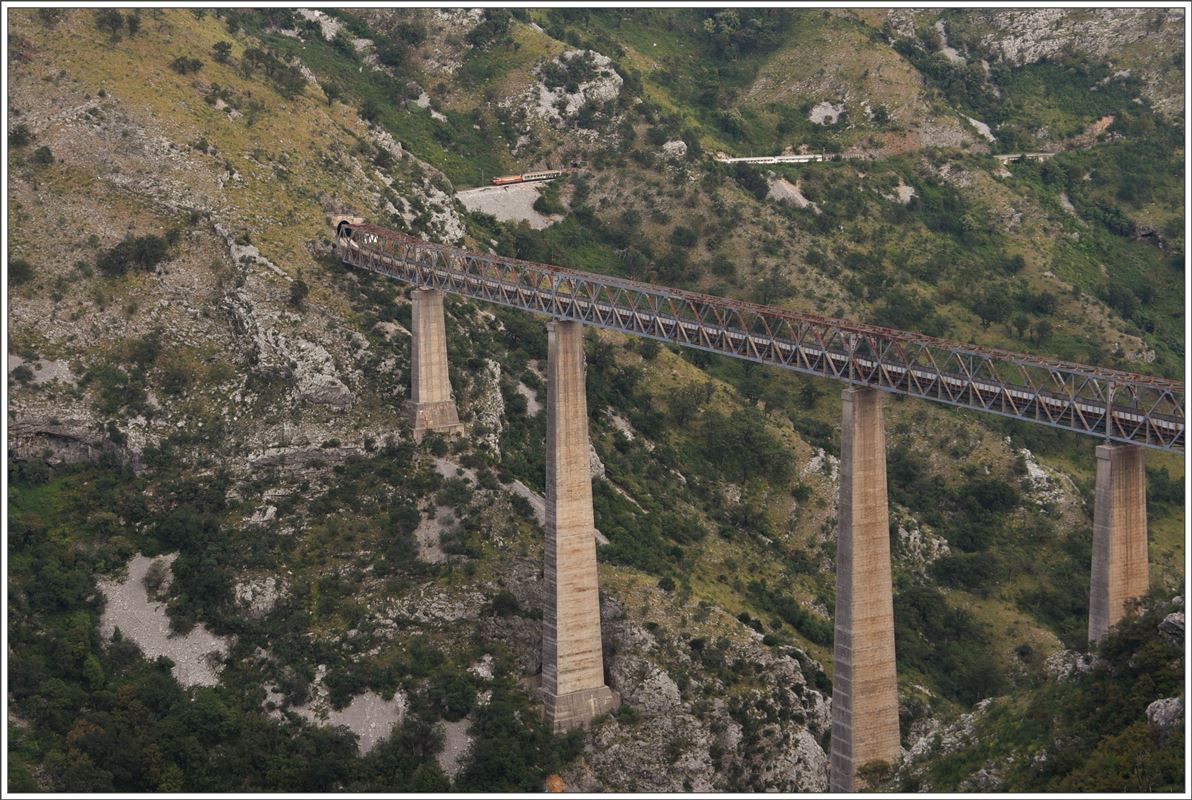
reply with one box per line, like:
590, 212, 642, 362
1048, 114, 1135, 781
889, 594, 1184, 792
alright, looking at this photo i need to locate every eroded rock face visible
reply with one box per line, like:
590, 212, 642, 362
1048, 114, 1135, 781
609, 654, 682, 714
573, 596, 830, 792
752, 727, 828, 792
471, 358, 505, 457
589, 444, 606, 480
903, 698, 993, 775
1044, 649, 1096, 682
1146, 696, 1183, 732
526, 49, 623, 127
234, 575, 285, 619
225, 289, 352, 410
1158, 611, 1184, 645
896, 517, 950, 575
661, 139, 688, 161
7, 418, 115, 465
809, 101, 845, 125
976, 8, 1178, 68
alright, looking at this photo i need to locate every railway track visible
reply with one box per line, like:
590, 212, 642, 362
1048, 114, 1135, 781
338, 224, 1184, 451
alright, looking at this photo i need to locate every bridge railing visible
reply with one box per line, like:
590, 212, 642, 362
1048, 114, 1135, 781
338, 224, 1184, 451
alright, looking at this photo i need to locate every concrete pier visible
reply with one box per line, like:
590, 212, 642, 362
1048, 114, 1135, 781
407, 288, 463, 440
542, 320, 618, 731
1088, 443, 1149, 644
830, 387, 900, 792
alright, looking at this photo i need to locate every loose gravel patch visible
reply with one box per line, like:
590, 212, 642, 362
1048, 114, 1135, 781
98, 554, 230, 687
456, 183, 557, 229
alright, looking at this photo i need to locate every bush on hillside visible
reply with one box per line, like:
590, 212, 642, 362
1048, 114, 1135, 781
96, 235, 170, 276
9, 258, 34, 285
169, 57, 204, 75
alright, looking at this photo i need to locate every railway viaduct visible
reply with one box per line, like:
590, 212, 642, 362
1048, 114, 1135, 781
335, 222, 1183, 791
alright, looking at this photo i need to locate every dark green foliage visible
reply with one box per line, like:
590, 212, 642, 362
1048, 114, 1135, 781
698, 408, 793, 484
596, 481, 693, 577
9, 257, 34, 285
904, 597, 1183, 792
12, 364, 35, 385
453, 683, 584, 791
169, 56, 204, 75
929, 551, 999, 594
466, 9, 513, 49
212, 41, 232, 63
894, 581, 1003, 705
540, 51, 600, 93
95, 9, 123, 41
1145, 466, 1183, 508
37, 8, 63, 26
288, 274, 309, 308
240, 47, 307, 98
959, 478, 1020, 515
698, 8, 794, 59
428, 667, 476, 721
346, 718, 448, 792
359, 97, 381, 123
871, 287, 949, 336
96, 235, 169, 276
669, 225, 699, 248
32, 145, 54, 165
9, 123, 32, 147
746, 579, 832, 645
531, 181, 566, 216
731, 163, 769, 200
486, 590, 521, 617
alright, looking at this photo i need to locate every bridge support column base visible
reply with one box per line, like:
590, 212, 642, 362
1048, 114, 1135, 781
1089, 443, 1148, 645
405, 400, 463, 442
543, 685, 620, 733
830, 387, 901, 793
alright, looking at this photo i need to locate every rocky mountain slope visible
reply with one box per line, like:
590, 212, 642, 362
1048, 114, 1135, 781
6, 8, 1185, 793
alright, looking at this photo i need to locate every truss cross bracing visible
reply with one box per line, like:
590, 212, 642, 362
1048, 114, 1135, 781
338, 224, 1183, 451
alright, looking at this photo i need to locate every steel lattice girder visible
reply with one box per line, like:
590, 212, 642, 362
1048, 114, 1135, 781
339, 225, 1184, 452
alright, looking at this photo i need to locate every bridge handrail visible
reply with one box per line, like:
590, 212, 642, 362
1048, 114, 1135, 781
339, 224, 1184, 451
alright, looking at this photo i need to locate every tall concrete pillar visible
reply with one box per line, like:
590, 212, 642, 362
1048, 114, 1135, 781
1088, 443, 1148, 644
830, 386, 900, 792
407, 288, 462, 441
542, 320, 618, 732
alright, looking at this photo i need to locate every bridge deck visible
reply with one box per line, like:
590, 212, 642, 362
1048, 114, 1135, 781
338, 224, 1183, 451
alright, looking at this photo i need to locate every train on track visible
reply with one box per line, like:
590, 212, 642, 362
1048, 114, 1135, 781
491, 169, 566, 186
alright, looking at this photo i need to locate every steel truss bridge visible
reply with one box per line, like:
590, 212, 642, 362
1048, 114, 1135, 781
338, 224, 1184, 452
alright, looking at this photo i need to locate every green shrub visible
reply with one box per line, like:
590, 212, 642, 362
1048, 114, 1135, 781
96, 235, 170, 276
288, 274, 310, 308
32, 146, 54, 166
698, 408, 793, 484
9, 257, 34, 285
169, 57, 204, 75
429, 668, 476, 721
669, 226, 699, 248
531, 183, 566, 216
9, 124, 31, 148
95, 8, 123, 40
12, 365, 34, 385
487, 590, 521, 617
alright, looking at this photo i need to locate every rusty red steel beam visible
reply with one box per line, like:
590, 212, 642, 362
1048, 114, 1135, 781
337, 223, 1184, 451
